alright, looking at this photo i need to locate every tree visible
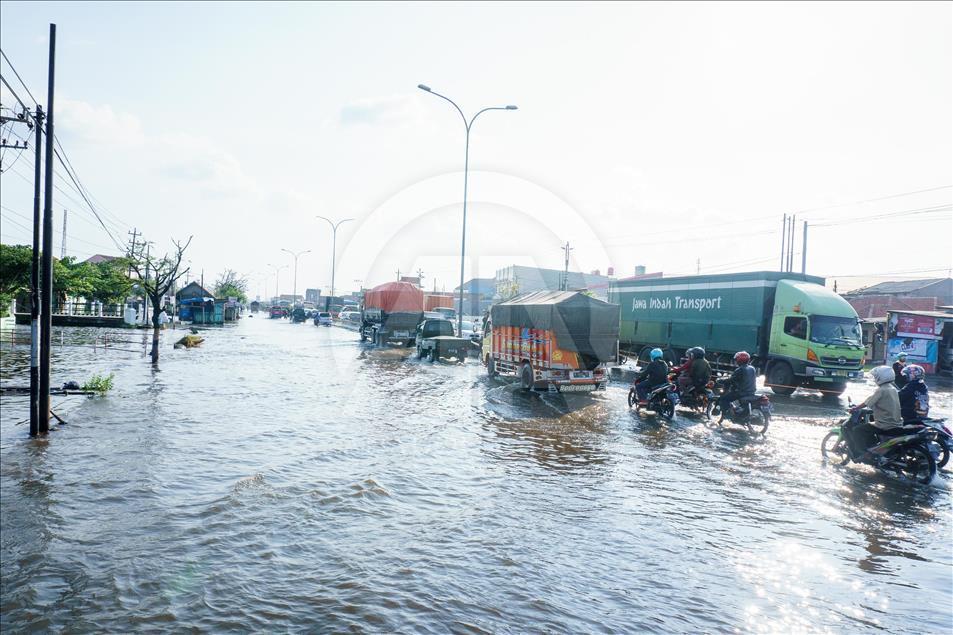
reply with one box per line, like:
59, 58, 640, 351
213, 269, 248, 303
129, 237, 192, 364
0, 244, 32, 315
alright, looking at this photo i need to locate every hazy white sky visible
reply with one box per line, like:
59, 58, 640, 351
1, 1, 950, 298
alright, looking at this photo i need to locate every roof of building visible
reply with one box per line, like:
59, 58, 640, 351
455, 277, 496, 295
176, 281, 214, 298
846, 295, 937, 319
83, 254, 119, 264
886, 309, 953, 320
846, 278, 949, 295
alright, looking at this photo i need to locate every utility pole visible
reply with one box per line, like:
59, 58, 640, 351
127, 228, 139, 277
696, 258, 701, 275
561, 242, 573, 291
788, 214, 796, 273
38, 23, 56, 435
780, 214, 787, 272
28, 106, 44, 436
396, 269, 401, 281
801, 221, 808, 274
142, 242, 151, 326
60, 208, 67, 259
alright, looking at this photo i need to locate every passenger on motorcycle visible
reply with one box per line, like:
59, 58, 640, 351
848, 365, 905, 453
635, 348, 670, 405
688, 347, 712, 394
898, 364, 930, 423
893, 352, 908, 388
715, 351, 756, 421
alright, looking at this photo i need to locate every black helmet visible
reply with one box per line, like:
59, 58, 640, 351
688, 346, 706, 360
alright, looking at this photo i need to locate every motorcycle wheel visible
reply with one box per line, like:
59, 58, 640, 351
627, 387, 637, 409
821, 431, 850, 465
893, 444, 936, 485
703, 399, 713, 420
933, 440, 950, 470
746, 409, 769, 435
659, 398, 675, 420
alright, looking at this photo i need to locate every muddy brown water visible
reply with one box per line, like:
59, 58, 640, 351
1, 318, 951, 632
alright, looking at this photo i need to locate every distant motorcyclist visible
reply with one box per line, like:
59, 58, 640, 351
898, 364, 930, 423
688, 347, 712, 394
893, 353, 908, 388
715, 351, 757, 421
848, 365, 904, 453
635, 348, 670, 406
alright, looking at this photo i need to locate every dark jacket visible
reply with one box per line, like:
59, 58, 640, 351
898, 380, 929, 421
690, 358, 712, 386
637, 359, 670, 387
729, 364, 757, 397
893, 361, 908, 388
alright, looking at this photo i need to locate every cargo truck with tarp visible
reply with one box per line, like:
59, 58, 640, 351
483, 291, 619, 393
608, 271, 865, 396
360, 281, 424, 346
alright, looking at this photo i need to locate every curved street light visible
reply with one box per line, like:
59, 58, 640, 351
280, 249, 311, 308
315, 216, 354, 310
417, 83, 517, 334
266, 262, 288, 306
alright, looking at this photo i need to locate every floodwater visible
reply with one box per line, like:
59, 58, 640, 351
1, 317, 951, 633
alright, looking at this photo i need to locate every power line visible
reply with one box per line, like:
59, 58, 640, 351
0, 48, 39, 106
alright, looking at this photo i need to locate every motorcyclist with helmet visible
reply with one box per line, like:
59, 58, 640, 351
898, 364, 930, 423
635, 348, 670, 405
714, 351, 757, 421
673, 347, 712, 396
893, 352, 908, 388
847, 365, 905, 453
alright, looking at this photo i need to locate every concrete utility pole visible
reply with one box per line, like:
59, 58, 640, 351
315, 216, 353, 310
29, 105, 44, 436
60, 208, 67, 258
561, 241, 573, 291
801, 221, 808, 274
143, 242, 151, 325
418, 84, 517, 335
127, 228, 139, 277
780, 214, 787, 272
38, 23, 56, 435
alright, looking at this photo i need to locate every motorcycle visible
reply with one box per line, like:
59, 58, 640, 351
902, 417, 950, 470
628, 380, 679, 420
709, 378, 771, 434
670, 372, 715, 418
821, 406, 937, 484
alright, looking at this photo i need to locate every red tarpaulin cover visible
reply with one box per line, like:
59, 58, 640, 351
364, 282, 424, 313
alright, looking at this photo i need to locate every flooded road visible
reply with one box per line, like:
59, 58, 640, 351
2, 318, 951, 633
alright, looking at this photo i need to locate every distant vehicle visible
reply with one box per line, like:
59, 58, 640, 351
314, 311, 332, 326
415, 318, 470, 363
361, 282, 424, 346
433, 307, 457, 322
483, 291, 617, 393
459, 316, 482, 343
270, 306, 284, 319
292, 307, 308, 323
339, 310, 362, 323
609, 272, 865, 396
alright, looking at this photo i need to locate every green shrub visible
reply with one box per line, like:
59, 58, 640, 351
82, 373, 115, 394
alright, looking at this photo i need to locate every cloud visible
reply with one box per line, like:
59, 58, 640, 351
58, 98, 145, 146
338, 94, 422, 127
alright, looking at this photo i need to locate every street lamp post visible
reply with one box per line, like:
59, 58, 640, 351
315, 216, 354, 310
281, 248, 311, 308
418, 84, 517, 335
267, 263, 288, 306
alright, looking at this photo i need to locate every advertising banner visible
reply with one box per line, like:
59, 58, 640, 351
894, 314, 940, 339
887, 337, 938, 374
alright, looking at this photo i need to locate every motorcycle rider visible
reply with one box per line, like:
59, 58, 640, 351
635, 348, 670, 406
893, 352, 908, 388
689, 347, 712, 394
898, 364, 930, 423
715, 351, 757, 421
848, 365, 905, 453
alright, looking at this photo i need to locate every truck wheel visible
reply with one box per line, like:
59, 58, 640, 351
520, 363, 534, 392
767, 362, 796, 396
429, 347, 438, 363
487, 356, 497, 378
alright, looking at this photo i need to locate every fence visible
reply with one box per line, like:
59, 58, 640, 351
15, 300, 126, 318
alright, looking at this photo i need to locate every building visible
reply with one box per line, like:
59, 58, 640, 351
495, 265, 609, 300
453, 278, 497, 316
83, 254, 120, 265
305, 288, 321, 304
884, 309, 953, 375
844, 278, 953, 318
175, 282, 215, 322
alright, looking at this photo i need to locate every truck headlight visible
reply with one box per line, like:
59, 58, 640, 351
808, 367, 826, 377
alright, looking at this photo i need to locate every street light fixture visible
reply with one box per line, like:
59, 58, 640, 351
315, 216, 354, 310
417, 83, 517, 334
280, 249, 311, 308
266, 263, 289, 306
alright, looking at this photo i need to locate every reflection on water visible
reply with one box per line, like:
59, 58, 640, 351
1, 319, 951, 632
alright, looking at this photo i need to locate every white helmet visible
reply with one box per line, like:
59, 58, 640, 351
870, 365, 895, 385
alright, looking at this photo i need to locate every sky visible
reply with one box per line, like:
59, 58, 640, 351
1, 1, 950, 299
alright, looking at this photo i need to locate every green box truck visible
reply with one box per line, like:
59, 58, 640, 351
608, 271, 865, 396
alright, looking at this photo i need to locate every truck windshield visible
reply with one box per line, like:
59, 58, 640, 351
809, 315, 862, 346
